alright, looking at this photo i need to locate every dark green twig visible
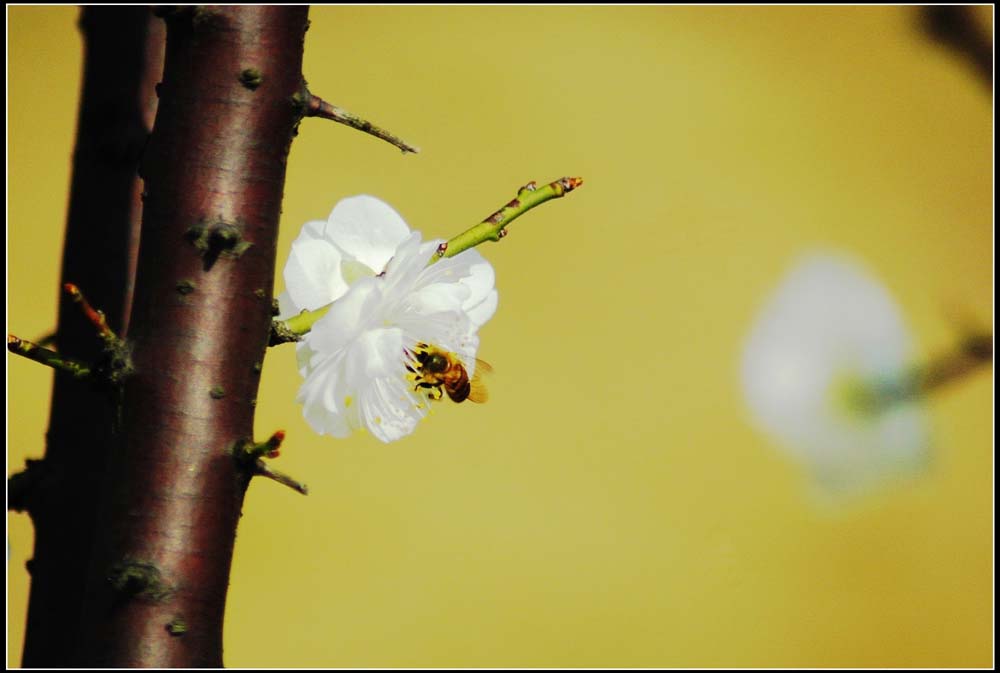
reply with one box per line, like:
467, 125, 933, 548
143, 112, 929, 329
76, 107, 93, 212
8, 335, 92, 379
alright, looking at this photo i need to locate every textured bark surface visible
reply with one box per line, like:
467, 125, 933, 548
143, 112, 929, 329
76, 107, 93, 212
76, 7, 310, 667
19, 8, 164, 667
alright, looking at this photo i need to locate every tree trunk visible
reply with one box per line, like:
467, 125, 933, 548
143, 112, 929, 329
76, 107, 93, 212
18, 7, 164, 667
72, 6, 308, 667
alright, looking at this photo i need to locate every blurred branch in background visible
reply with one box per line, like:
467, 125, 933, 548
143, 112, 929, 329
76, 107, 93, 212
848, 329, 993, 415
11, 8, 164, 667
919, 5, 993, 90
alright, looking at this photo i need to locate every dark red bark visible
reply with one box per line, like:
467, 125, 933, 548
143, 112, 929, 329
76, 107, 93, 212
76, 7, 311, 667
19, 8, 164, 667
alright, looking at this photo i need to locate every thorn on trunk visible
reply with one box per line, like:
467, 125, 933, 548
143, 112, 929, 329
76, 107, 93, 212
186, 218, 253, 270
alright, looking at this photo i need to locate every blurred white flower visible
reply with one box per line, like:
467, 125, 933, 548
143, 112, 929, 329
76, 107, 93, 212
280, 195, 497, 443
740, 252, 930, 499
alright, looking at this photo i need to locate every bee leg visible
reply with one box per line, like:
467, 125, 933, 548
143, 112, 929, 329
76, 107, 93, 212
414, 380, 438, 395
416, 382, 444, 401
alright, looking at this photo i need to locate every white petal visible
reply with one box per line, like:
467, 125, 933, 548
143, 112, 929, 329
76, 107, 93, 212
455, 250, 497, 313
405, 281, 471, 315
343, 327, 405, 383
295, 339, 317, 378
397, 309, 473, 355
298, 328, 409, 440
465, 288, 498, 328
415, 248, 497, 326
298, 351, 355, 438
337, 326, 426, 443
459, 253, 498, 327
307, 277, 382, 356
380, 233, 437, 302
283, 230, 348, 312
325, 195, 411, 274
276, 290, 297, 320
360, 376, 427, 443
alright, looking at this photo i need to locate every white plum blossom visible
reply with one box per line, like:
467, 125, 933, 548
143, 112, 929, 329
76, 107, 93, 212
740, 252, 930, 500
280, 195, 497, 443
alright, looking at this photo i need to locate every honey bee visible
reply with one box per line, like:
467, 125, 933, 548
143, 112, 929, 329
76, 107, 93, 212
407, 343, 491, 403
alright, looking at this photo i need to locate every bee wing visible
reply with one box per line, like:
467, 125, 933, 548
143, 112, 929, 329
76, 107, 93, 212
466, 379, 489, 404
467, 358, 492, 403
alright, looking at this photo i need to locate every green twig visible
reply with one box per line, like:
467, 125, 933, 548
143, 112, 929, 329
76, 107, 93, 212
278, 305, 326, 340
434, 176, 583, 262
270, 176, 584, 343
306, 93, 420, 154
8, 335, 92, 379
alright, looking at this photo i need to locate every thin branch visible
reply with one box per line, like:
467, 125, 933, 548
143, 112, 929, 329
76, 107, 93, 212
305, 93, 420, 154
916, 332, 993, 395
253, 459, 309, 495
8, 335, 92, 379
270, 176, 584, 342
233, 431, 305, 493
849, 332, 993, 413
919, 5, 993, 90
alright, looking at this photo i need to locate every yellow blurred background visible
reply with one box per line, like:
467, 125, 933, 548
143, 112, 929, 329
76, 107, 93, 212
7, 5, 993, 668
